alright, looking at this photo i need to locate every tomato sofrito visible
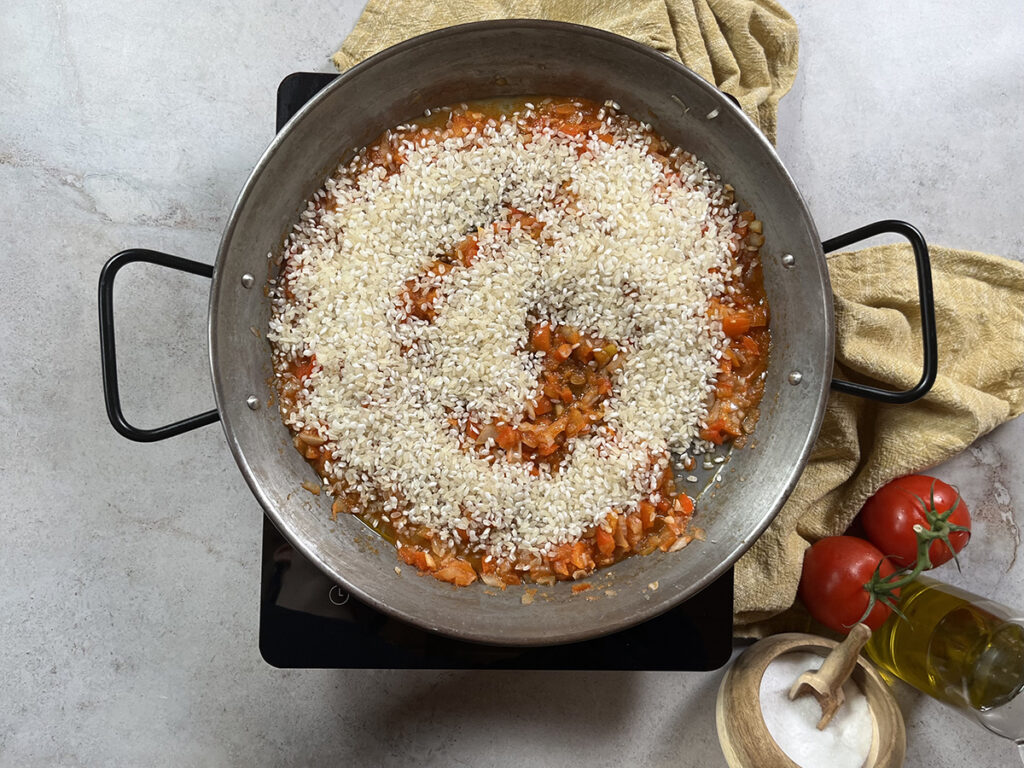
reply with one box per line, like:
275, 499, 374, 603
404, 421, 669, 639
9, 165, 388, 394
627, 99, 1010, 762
273, 96, 770, 589
699, 211, 770, 447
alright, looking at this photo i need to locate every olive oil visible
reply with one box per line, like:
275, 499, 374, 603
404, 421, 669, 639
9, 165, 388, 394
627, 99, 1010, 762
865, 577, 1024, 712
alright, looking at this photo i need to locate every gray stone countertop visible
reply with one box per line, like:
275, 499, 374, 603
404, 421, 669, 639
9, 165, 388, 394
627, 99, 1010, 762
2, 1, 1022, 766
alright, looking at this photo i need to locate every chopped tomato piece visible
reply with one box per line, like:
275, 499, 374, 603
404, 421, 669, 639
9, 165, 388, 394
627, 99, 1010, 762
432, 559, 478, 586
507, 209, 544, 238
700, 421, 727, 445
557, 118, 602, 136
722, 312, 752, 337
543, 379, 563, 400
496, 424, 518, 451
639, 501, 656, 530
552, 343, 573, 362
531, 323, 553, 352
397, 546, 430, 572
551, 544, 573, 576
571, 541, 591, 570
456, 236, 479, 266
565, 408, 587, 438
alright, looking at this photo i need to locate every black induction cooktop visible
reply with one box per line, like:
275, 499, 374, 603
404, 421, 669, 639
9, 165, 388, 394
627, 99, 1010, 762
258, 73, 734, 670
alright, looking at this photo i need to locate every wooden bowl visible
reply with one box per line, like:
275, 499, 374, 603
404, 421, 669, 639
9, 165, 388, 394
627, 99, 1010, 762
717, 633, 906, 768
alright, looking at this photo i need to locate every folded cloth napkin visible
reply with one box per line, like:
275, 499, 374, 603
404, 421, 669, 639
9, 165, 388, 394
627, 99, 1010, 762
333, 1, 1024, 632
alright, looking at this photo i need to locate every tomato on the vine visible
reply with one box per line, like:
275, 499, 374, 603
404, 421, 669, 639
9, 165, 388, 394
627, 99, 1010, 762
798, 536, 899, 632
858, 475, 970, 569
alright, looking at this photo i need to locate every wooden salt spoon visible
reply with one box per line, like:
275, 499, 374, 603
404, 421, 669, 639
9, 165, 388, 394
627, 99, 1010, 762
788, 622, 872, 729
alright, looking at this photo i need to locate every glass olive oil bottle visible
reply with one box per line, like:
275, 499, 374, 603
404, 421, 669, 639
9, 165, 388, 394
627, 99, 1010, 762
865, 576, 1024, 740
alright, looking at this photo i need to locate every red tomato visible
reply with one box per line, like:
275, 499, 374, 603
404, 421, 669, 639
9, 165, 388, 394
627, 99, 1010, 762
858, 475, 970, 569
798, 536, 899, 633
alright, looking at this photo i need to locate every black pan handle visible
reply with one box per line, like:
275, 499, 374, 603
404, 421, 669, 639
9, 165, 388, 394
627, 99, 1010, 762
822, 220, 937, 404
99, 248, 221, 442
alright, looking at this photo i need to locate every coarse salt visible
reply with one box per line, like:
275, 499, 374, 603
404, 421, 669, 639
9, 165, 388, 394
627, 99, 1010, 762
759, 652, 873, 768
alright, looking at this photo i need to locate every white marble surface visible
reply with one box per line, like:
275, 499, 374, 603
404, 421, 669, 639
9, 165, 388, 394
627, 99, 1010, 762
2, 1, 1022, 766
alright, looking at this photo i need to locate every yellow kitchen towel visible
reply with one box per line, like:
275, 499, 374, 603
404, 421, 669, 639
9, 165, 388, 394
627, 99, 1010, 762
332, 0, 800, 143
735, 247, 1024, 631
333, 3, 1024, 630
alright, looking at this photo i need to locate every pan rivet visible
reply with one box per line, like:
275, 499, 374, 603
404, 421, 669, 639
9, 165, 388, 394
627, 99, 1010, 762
788, 371, 803, 385
246, 395, 260, 410
241, 273, 255, 288
781, 254, 796, 269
